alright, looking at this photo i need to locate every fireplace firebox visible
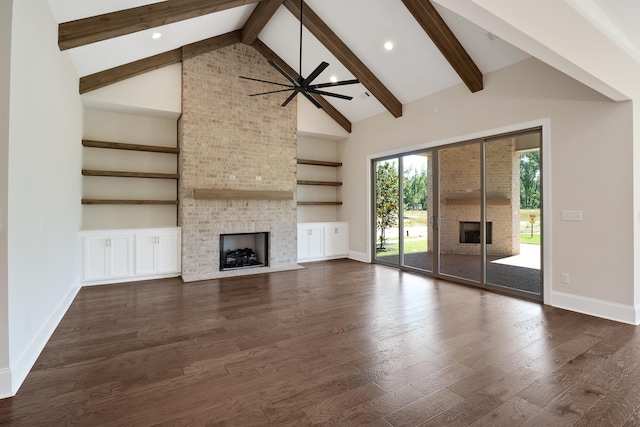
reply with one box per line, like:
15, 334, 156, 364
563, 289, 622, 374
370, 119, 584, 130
219, 232, 269, 271
459, 221, 492, 244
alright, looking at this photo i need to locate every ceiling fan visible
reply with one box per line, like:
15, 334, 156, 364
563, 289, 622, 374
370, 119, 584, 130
239, 0, 360, 108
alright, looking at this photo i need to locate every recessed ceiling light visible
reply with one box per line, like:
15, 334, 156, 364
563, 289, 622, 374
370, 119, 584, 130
152, 32, 162, 40
384, 41, 394, 51
330, 75, 338, 83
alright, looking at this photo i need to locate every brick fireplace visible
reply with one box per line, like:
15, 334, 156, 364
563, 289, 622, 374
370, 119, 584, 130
178, 43, 299, 282
439, 141, 520, 256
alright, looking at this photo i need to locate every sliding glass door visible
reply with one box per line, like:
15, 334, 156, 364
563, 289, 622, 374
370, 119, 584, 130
372, 129, 542, 301
437, 142, 482, 283
402, 152, 433, 272
373, 151, 434, 272
485, 132, 541, 297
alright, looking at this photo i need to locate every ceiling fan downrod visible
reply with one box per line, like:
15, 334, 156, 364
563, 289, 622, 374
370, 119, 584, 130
239, 0, 359, 108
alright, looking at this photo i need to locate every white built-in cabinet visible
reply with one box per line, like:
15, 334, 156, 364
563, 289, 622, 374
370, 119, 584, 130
135, 229, 181, 276
297, 222, 348, 262
81, 227, 181, 285
83, 233, 134, 282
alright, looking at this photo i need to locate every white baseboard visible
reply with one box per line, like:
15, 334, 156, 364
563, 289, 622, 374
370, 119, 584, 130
82, 272, 181, 286
9, 283, 81, 397
297, 254, 349, 263
550, 291, 639, 325
0, 368, 12, 399
348, 250, 369, 263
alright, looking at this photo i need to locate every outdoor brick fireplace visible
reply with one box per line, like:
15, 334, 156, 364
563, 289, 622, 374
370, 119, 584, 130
178, 43, 299, 282
439, 141, 520, 256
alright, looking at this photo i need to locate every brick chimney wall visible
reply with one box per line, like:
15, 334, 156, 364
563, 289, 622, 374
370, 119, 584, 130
179, 43, 298, 282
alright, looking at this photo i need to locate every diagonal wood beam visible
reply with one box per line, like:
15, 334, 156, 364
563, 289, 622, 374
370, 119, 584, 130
241, 0, 285, 45
252, 38, 352, 133
283, 0, 402, 118
80, 31, 243, 93
182, 30, 242, 60
59, 0, 264, 51
80, 49, 182, 94
401, 0, 483, 92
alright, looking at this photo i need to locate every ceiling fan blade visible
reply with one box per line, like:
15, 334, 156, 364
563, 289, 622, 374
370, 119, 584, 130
310, 79, 360, 89
301, 91, 323, 108
268, 61, 300, 86
239, 76, 291, 88
308, 89, 353, 101
249, 88, 295, 97
281, 91, 299, 107
302, 62, 329, 86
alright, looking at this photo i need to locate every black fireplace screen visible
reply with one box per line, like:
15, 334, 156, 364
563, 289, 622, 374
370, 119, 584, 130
459, 222, 492, 244
219, 232, 269, 270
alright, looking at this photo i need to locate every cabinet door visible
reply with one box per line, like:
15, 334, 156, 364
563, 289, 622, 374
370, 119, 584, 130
308, 226, 324, 258
324, 223, 348, 257
297, 225, 324, 260
135, 234, 158, 275
109, 235, 134, 278
157, 232, 180, 274
84, 236, 109, 281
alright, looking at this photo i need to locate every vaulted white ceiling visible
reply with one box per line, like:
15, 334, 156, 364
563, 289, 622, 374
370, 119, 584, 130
45, 0, 638, 126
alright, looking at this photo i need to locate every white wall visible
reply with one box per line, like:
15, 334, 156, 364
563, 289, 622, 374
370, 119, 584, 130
5, 0, 83, 396
297, 96, 350, 139
340, 58, 635, 322
0, 0, 13, 397
82, 109, 178, 229
81, 63, 182, 119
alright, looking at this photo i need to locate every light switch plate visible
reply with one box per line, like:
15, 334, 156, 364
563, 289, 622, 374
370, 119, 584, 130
561, 210, 582, 221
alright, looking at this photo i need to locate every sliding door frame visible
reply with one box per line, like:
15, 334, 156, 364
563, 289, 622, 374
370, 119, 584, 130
369, 122, 548, 303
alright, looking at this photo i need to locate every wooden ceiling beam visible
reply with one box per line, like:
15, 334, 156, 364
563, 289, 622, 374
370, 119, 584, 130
283, 0, 402, 118
182, 30, 242, 60
80, 31, 242, 93
401, 0, 483, 92
252, 38, 352, 133
80, 49, 182, 94
241, 0, 285, 45
59, 0, 264, 51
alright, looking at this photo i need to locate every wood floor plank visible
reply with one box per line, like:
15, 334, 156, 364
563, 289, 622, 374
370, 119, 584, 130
470, 396, 542, 427
384, 387, 464, 426
2, 260, 639, 426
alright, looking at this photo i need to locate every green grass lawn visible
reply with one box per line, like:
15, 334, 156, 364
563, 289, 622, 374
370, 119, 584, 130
520, 233, 540, 245
378, 209, 541, 255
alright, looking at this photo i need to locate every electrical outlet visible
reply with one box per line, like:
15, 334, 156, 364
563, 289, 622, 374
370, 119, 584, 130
255, 176, 262, 181
229, 175, 236, 180
561, 273, 570, 284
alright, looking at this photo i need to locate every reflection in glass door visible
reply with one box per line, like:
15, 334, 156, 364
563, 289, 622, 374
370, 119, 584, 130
437, 142, 482, 282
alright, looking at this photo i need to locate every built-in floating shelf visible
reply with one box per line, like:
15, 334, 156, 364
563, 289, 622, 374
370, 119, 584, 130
297, 159, 342, 167
193, 189, 294, 201
444, 198, 511, 206
82, 139, 180, 154
297, 180, 342, 186
82, 170, 179, 179
82, 199, 179, 205
297, 201, 343, 206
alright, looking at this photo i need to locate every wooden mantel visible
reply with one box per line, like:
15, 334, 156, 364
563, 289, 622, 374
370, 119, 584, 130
193, 189, 294, 201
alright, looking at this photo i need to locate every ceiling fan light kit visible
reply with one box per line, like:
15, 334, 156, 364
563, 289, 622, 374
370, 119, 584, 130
239, 0, 359, 108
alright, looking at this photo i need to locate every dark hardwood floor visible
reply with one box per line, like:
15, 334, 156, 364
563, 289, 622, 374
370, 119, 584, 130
1, 259, 639, 426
